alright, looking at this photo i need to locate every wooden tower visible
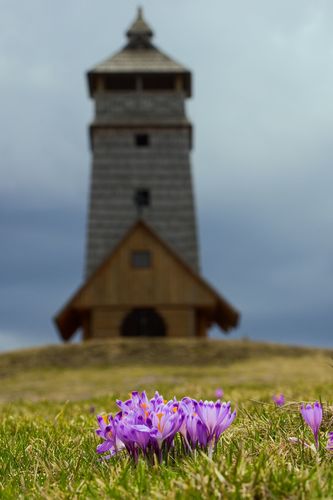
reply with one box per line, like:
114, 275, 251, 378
86, 8, 198, 277
55, 9, 240, 341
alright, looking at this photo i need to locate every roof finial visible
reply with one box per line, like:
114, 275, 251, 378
126, 7, 154, 49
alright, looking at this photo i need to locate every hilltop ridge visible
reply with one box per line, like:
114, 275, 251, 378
1, 338, 330, 377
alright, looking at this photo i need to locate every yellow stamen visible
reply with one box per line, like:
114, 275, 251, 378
102, 415, 108, 424
173, 407, 178, 413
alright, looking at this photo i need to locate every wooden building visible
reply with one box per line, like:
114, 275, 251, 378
55, 9, 240, 341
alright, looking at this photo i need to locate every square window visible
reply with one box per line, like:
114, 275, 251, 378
134, 189, 150, 208
135, 134, 149, 147
131, 250, 151, 268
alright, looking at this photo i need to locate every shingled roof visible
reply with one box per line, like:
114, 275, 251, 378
87, 8, 191, 93
90, 48, 188, 74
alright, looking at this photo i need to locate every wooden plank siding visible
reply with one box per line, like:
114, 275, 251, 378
74, 223, 216, 310
90, 306, 195, 338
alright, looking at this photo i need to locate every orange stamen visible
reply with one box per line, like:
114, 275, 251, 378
156, 412, 164, 432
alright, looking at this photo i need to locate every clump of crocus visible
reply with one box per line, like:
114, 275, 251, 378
300, 401, 323, 449
272, 394, 285, 407
95, 391, 236, 464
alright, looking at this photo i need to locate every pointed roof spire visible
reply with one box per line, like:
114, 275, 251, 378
126, 6, 154, 48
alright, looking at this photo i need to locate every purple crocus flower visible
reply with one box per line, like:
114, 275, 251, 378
116, 390, 149, 416
326, 432, 333, 451
149, 391, 165, 410
178, 397, 207, 451
192, 399, 236, 455
178, 398, 195, 448
300, 401, 323, 449
116, 420, 153, 462
95, 414, 124, 458
116, 390, 165, 422
215, 388, 224, 399
146, 402, 185, 461
272, 394, 285, 407
114, 393, 185, 462
185, 414, 201, 449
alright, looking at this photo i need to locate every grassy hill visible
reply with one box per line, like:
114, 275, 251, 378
1, 338, 332, 402
1, 338, 333, 498
1, 337, 330, 374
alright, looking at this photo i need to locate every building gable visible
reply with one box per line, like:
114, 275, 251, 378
75, 221, 216, 308
55, 221, 239, 340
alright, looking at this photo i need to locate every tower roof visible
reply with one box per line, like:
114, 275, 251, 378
87, 8, 191, 94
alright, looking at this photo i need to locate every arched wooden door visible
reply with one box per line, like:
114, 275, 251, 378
121, 308, 167, 337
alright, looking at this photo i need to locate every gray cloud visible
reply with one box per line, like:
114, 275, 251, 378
1, 0, 332, 350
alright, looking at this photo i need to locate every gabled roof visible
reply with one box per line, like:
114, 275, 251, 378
54, 220, 240, 341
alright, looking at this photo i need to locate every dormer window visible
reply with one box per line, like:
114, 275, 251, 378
131, 250, 151, 268
135, 133, 149, 147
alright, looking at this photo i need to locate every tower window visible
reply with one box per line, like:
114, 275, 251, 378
105, 75, 136, 91
131, 250, 151, 268
134, 188, 150, 209
135, 133, 149, 147
142, 75, 175, 90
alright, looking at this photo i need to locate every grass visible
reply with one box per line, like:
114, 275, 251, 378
1, 339, 333, 498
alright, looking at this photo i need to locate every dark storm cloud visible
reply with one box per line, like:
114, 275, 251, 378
0, 201, 85, 349
1, 0, 332, 350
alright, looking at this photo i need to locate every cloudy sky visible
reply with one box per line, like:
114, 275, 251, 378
1, 0, 333, 351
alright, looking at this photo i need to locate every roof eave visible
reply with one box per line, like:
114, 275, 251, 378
53, 307, 82, 342
214, 303, 241, 332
